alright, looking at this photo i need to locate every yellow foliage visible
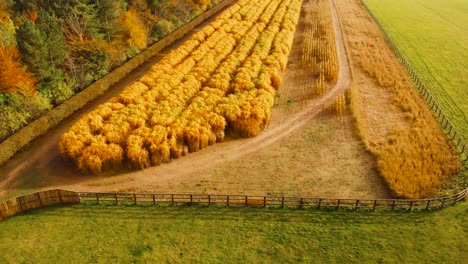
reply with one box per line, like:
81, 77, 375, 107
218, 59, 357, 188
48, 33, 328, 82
302, 0, 339, 83
59, 0, 303, 173
120, 9, 148, 50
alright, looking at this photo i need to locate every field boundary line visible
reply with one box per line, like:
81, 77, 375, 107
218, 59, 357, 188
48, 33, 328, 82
1, 188, 467, 221
359, 0, 467, 161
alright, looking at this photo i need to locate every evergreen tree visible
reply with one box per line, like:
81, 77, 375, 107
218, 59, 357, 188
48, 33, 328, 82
16, 10, 73, 104
94, 0, 122, 42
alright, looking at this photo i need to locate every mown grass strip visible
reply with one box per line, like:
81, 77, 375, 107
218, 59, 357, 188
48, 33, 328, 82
0, 202, 466, 262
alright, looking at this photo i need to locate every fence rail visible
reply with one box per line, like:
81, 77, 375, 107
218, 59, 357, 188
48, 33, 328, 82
0, 189, 80, 221
359, 0, 467, 161
78, 189, 468, 211
1, 188, 466, 221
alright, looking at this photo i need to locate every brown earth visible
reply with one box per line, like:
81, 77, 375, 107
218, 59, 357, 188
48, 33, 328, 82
0, 0, 392, 200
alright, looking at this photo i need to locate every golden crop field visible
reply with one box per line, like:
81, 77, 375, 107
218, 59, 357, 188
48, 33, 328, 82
59, 0, 303, 173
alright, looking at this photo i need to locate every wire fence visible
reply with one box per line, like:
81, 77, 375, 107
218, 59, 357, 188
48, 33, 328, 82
359, 0, 467, 161
1, 188, 466, 221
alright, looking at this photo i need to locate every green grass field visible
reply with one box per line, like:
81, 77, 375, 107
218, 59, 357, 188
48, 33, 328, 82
0, 203, 466, 263
364, 0, 468, 142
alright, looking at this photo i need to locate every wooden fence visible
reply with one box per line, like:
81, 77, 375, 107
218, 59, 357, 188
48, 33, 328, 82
0, 189, 80, 221
359, 0, 468, 161
1, 188, 466, 221
78, 189, 467, 211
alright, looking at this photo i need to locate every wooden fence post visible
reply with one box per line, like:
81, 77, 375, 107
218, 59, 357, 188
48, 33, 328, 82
190, 195, 193, 204
281, 197, 285, 208
443, 118, 449, 129
96, 193, 100, 204
425, 200, 431, 210
372, 200, 377, 211
391, 200, 396, 211
208, 195, 211, 206
336, 199, 340, 210
355, 200, 359, 210
299, 198, 304, 209
227, 195, 230, 207
264, 197, 267, 207
409, 201, 414, 210
18, 197, 24, 212
58, 191, 63, 204
245, 196, 248, 207
115, 193, 118, 205
133, 194, 137, 205
152, 194, 155, 205
171, 194, 174, 205
318, 199, 322, 209
36, 193, 43, 207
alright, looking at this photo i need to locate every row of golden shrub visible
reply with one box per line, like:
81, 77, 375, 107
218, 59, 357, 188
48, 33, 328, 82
59, 0, 303, 173
301, 0, 339, 95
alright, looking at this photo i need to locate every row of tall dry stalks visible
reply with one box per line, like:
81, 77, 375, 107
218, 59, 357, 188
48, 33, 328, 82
301, 0, 339, 96
301, 0, 345, 116
58, 0, 303, 174
335, 0, 461, 199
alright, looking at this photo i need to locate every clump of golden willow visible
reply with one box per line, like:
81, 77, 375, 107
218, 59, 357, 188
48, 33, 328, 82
58, 0, 303, 173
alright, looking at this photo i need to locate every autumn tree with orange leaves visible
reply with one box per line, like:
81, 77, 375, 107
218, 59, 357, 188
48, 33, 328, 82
0, 45, 37, 95
0, 0, 36, 95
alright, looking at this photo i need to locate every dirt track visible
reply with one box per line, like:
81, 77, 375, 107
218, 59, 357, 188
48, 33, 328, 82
0, 0, 392, 199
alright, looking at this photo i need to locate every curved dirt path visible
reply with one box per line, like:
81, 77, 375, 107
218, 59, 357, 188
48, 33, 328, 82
0, 0, 353, 197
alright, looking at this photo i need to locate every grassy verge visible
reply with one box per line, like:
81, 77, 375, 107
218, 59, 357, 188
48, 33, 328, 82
0, 203, 466, 263
363, 0, 468, 142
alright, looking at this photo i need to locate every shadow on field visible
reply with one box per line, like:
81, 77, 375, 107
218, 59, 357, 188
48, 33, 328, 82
22, 204, 436, 225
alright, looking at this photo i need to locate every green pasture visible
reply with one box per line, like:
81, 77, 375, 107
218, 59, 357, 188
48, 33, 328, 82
364, 0, 468, 142
0, 203, 466, 263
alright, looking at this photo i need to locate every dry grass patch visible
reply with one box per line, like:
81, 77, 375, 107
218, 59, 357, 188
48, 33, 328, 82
336, 0, 461, 198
